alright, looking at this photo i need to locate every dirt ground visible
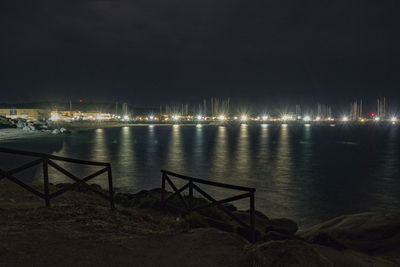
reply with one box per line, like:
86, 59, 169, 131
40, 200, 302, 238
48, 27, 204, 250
0, 181, 250, 267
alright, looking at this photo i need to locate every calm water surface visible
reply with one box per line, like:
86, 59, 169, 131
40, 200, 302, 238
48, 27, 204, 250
1, 124, 400, 228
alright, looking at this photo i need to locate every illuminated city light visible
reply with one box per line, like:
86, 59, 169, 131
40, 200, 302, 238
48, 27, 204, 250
197, 115, 203, 120
315, 116, 321, 121
391, 117, 397, 122
374, 117, 380, 121
233, 116, 238, 120
303, 116, 311, 122
282, 115, 293, 121
123, 115, 129, 121
50, 113, 60, 121
218, 115, 225, 121
172, 115, 180, 121
149, 115, 154, 120
262, 116, 268, 121
342, 116, 348, 122
241, 115, 248, 121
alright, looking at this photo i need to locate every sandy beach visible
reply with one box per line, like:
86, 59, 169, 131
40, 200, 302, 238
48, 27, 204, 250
0, 128, 48, 141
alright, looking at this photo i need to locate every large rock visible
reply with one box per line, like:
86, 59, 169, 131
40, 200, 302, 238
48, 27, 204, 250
234, 211, 298, 239
298, 212, 400, 255
249, 239, 396, 267
16, 120, 25, 128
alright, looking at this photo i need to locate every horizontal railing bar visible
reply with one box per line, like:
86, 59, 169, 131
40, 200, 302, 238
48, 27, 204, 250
193, 183, 250, 229
161, 170, 255, 192
0, 170, 45, 199
0, 147, 109, 167
193, 192, 251, 211
6, 158, 43, 176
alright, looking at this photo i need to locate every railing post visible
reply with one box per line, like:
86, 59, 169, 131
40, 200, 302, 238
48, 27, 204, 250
188, 180, 193, 211
107, 165, 115, 209
43, 158, 50, 207
161, 172, 166, 202
250, 191, 255, 243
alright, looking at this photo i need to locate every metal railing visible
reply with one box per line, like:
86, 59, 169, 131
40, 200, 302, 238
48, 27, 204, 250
161, 169, 256, 242
0, 147, 114, 209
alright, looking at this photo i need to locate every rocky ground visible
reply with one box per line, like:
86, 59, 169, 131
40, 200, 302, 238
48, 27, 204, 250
0, 116, 69, 139
0, 181, 399, 266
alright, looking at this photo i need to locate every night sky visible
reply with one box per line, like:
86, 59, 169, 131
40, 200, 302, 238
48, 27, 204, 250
1, 0, 400, 109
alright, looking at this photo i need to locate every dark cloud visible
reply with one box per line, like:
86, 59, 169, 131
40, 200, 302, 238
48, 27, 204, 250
1, 0, 400, 108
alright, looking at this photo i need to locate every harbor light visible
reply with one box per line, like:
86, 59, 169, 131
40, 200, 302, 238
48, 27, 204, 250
282, 115, 293, 121
197, 115, 203, 120
218, 115, 225, 121
50, 113, 60, 121
303, 116, 311, 122
123, 115, 129, 121
391, 117, 397, 122
374, 117, 380, 121
233, 116, 238, 120
149, 115, 154, 121
241, 115, 247, 121
315, 116, 321, 121
262, 115, 268, 121
172, 115, 180, 121
342, 116, 348, 122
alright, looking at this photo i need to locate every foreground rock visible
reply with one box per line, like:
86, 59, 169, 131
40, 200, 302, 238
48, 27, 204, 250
298, 212, 400, 257
249, 239, 396, 266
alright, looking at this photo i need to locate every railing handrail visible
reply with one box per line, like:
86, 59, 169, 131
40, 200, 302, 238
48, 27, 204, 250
0, 147, 110, 167
0, 147, 114, 209
160, 169, 256, 192
160, 169, 256, 242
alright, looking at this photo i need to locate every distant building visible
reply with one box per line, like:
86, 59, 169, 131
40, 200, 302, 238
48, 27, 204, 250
50, 110, 113, 121
0, 108, 49, 121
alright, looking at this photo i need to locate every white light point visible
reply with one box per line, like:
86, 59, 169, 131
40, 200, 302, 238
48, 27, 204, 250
218, 115, 225, 121
303, 116, 311, 122
50, 113, 60, 121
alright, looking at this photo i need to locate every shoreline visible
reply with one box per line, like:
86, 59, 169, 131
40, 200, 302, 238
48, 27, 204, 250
0, 128, 48, 141
2, 120, 397, 141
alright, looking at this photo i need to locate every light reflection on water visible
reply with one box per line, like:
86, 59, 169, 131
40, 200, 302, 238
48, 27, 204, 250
1, 124, 400, 228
